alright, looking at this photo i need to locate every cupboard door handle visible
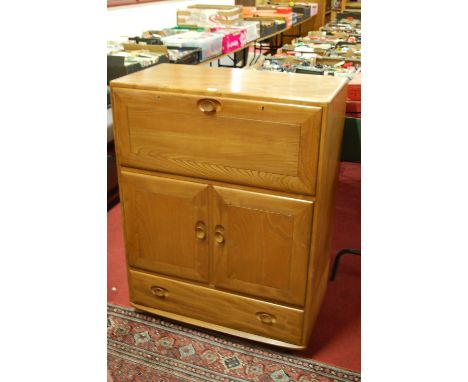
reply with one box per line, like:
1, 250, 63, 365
256, 312, 276, 325
150, 286, 168, 298
195, 221, 207, 240
198, 99, 221, 113
214, 225, 225, 244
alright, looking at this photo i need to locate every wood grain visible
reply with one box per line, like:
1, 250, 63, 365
120, 170, 210, 283
302, 82, 348, 343
129, 269, 305, 345
211, 186, 314, 306
119, 166, 317, 203
112, 88, 322, 195
132, 303, 306, 350
110, 65, 348, 349
110, 64, 348, 106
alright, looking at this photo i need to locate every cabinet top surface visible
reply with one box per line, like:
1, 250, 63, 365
110, 64, 348, 105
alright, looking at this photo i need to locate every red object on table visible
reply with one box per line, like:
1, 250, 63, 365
347, 72, 361, 101
346, 100, 361, 113
276, 7, 292, 14
211, 27, 247, 54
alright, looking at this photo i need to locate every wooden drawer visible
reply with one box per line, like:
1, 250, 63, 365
112, 88, 322, 195
129, 269, 305, 345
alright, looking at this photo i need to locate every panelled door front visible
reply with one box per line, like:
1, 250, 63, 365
120, 170, 210, 283
112, 88, 322, 195
211, 186, 314, 306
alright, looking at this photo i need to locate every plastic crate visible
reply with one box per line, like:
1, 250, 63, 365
293, 5, 311, 18
107, 53, 169, 83
260, 21, 277, 37
167, 47, 203, 64
161, 31, 223, 60
232, 20, 260, 42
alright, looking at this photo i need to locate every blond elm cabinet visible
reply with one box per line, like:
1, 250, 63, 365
110, 64, 347, 349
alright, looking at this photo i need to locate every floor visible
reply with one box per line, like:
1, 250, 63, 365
107, 162, 361, 372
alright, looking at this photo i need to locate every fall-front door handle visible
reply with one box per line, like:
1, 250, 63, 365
197, 98, 221, 113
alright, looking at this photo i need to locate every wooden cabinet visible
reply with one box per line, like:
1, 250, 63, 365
111, 64, 347, 349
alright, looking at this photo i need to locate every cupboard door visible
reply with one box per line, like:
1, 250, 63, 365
120, 170, 210, 283
212, 186, 314, 306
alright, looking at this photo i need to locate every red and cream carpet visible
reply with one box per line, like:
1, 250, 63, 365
108, 162, 361, 377
108, 304, 360, 382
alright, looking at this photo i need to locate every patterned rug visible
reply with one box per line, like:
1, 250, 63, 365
108, 304, 360, 382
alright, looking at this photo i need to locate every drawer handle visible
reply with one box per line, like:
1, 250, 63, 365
150, 286, 168, 298
256, 312, 276, 325
214, 225, 225, 244
195, 221, 207, 240
198, 99, 221, 113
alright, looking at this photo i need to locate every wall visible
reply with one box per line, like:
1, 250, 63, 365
107, 0, 235, 41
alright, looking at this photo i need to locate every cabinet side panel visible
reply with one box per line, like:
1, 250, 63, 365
302, 85, 348, 345
111, 89, 136, 306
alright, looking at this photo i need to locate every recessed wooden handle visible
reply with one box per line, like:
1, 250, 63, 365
256, 312, 276, 325
198, 99, 221, 113
150, 286, 168, 298
214, 225, 225, 244
195, 221, 206, 240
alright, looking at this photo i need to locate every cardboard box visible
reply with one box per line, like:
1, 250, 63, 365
254, 12, 292, 27
308, 30, 350, 40
178, 5, 243, 27
232, 20, 260, 42
121, 43, 168, 54
107, 44, 169, 83
211, 27, 247, 53
293, 5, 311, 18
244, 16, 282, 37
243, 6, 256, 17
